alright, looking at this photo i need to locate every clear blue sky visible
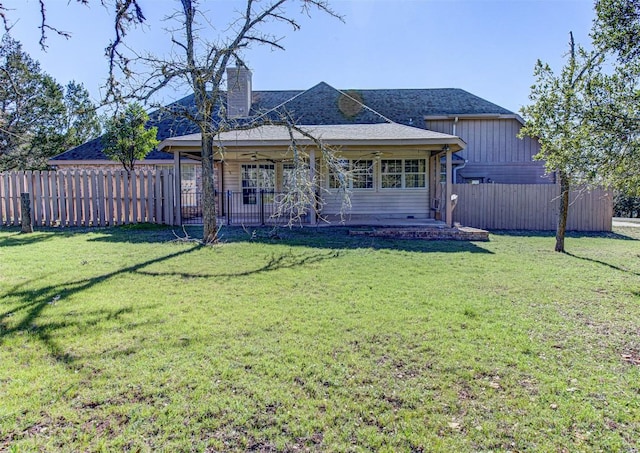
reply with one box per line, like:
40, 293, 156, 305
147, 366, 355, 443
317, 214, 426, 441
4, 0, 595, 114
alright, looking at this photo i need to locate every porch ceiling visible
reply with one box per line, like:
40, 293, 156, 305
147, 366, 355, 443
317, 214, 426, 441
158, 123, 466, 155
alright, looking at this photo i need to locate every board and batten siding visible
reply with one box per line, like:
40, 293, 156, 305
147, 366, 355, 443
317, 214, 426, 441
452, 184, 612, 231
425, 118, 549, 184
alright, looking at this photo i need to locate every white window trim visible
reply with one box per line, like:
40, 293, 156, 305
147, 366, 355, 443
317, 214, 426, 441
380, 158, 427, 190
328, 159, 375, 191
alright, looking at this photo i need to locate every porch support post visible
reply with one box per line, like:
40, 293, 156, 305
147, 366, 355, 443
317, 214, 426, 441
173, 150, 182, 226
429, 152, 438, 219
309, 148, 317, 224
445, 147, 453, 227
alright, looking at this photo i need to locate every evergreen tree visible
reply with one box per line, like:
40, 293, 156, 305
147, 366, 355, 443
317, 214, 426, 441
0, 35, 101, 170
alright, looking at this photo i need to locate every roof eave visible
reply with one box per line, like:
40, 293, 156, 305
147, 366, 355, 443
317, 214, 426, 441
159, 137, 466, 152
424, 113, 524, 124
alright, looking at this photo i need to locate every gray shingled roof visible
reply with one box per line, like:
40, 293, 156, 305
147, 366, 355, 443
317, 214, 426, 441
159, 123, 466, 151
51, 82, 513, 162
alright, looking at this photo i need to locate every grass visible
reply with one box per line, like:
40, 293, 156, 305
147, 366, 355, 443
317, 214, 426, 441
1, 224, 639, 452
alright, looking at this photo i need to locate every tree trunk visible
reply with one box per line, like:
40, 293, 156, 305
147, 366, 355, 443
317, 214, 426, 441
555, 171, 570, 252
201, 131, 218, 243
20, 192, 33, 233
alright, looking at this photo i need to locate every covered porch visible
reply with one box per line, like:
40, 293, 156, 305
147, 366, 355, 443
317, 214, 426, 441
157, 123, 466, 227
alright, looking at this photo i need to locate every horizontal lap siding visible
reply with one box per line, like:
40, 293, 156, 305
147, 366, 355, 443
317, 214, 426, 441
320, 152, 431, 217
322, 190, 430, 217
222, 161, 241, 192
452, 184, 612, 231
223, 155, 432, 218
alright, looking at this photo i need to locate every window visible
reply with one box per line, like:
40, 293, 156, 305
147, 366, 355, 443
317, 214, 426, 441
181, 165, 197, 192
329, 159, 349, 189
242, 164, 275, 204
380, 159, 402, 188
352, 160, 374, 189
404, 159, 426, 188
329, 159, 373, 189
381, 159, 426, 189
282, 163, 311, 191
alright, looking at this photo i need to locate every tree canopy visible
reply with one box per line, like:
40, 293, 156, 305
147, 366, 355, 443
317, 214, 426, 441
520, 0, 640, 252
0, 34, 100, 171
102, 102, 158, 173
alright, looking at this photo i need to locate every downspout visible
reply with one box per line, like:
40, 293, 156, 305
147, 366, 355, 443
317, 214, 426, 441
453, 159, 468, 184
451, 116, 465, 183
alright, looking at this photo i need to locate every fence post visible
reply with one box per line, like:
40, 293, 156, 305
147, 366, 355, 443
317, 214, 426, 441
226, 190, 231, 225
20, 193, 33, 233
260, 189, 265, 225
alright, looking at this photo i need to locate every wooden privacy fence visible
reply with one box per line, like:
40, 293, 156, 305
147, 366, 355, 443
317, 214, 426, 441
452, 184, 613, 231
0, 170, 177, 227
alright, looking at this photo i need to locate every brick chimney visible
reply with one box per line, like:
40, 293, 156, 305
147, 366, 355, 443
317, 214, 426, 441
226, 66, 252, 118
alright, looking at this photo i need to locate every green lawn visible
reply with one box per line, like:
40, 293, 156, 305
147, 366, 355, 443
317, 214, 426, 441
1, 224, 639, 452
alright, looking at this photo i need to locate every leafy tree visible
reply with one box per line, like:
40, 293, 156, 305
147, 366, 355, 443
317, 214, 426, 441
0, 34, 65, 170
588, 0, 640, 197
614, 192, 640, 217
593, 0, 640, 63
520, 33, 602, 252
521, 0, 640, 252
0, 35, 101, 170
102, 102, 159, 172
62, 81, 102, 150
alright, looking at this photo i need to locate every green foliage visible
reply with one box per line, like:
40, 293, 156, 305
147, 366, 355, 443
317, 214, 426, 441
614, 192, 640, 216
593, 0, 640, 62
0, 35, 101, 171
588, 0, 640, 196
1, 226, 639, 451
519, 36, 601, 186
0, 34, 63, 170
101, 103, 159, 172
520, 0, 640, 249
519, 34, 601, 251
62, 81, 102, 150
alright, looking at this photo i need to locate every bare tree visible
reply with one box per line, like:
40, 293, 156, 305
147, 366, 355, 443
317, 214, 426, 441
2, 0, 349, 242
105, 0, 346, 243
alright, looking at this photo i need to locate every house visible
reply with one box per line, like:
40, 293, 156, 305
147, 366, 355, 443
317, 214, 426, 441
49, 66, 550, 227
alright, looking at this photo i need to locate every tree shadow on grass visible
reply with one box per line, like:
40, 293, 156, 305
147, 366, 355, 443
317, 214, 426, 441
0, 243, 201, 365
213, 226, 494, 254
0, 239, 350, 364
3, 224, 494, 253
138, 248, 342, 280
489, 229, 638, 241
0, 224, 183, 247
0, 230, 59, 247
564, 251, 640, 277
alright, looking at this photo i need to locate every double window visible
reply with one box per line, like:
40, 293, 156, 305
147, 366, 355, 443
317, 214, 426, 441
329, 158, 426, 189
381, 159, 426, 189
329, 159, 374, 189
